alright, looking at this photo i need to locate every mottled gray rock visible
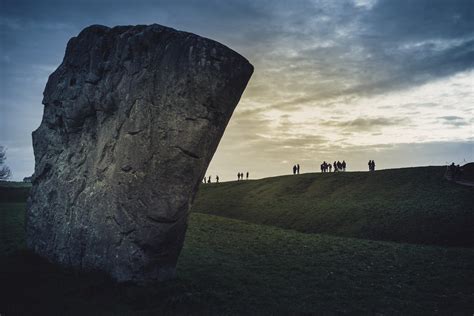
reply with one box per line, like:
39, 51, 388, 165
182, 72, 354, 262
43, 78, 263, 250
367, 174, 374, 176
26, 24, 253, 282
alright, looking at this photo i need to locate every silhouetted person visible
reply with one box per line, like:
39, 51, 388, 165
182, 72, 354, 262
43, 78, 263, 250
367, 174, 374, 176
208, 175, 211, 183
447, 162, 456, 180
293, 165, 297, 175
454, 164, 462, 180
297, 164, 300, 174
216, 175, 219, 183
333, 161, 337, 172
328, 164, 332, 172
246, 171, 249, 180
342, 160, 346, 171
369, 160, 376, 171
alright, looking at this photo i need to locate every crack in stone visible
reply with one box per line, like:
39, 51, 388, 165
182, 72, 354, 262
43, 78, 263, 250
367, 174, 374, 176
175, 146, 200, 159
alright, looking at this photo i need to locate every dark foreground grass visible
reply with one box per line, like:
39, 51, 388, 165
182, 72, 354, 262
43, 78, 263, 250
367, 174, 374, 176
1, 203, 473, 314
193, 166, 474, 247
0, 203, 26, 255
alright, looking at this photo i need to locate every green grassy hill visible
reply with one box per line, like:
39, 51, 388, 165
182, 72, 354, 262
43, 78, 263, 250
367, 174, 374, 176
193, 166, 474, 247
1, 203, 473, 314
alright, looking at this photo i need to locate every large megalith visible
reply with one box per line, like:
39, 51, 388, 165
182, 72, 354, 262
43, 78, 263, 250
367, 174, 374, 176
26, 24, 253, 282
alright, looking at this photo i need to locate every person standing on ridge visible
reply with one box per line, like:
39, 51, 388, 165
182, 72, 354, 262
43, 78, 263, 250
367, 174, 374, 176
368, 160, 376, 171
297, 164, 300, 174
246, 171, 249, 180
216, 175, 219, 183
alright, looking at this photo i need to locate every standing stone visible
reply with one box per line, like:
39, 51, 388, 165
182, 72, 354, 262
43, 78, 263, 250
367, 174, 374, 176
26, 24, 253, 282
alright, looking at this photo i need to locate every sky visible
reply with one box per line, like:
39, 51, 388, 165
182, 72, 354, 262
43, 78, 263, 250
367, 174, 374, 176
0, 0, 473, 181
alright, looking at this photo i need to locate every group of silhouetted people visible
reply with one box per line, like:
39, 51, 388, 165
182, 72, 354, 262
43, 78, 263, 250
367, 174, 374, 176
203, 175, 219, 184
203, 171, 250, 183
204, 159, 383, 183
368, 160, 376, 171
446, 162, 462, 181
320, 160, 346, 173
292, 164, 300, 175
237, 172, 249, 180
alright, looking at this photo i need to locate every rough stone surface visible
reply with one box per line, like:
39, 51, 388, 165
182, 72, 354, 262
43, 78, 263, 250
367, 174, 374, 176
26, 24, 253, 282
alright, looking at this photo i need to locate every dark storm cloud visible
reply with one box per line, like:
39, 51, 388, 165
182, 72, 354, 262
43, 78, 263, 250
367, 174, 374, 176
354, 0, 474, 93
2, 0, 472, 106
273, 0, 474, 101
365, 0, 474, 40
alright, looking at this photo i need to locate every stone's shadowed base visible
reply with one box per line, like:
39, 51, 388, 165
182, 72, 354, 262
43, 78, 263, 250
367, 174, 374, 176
26, 24, 253, 283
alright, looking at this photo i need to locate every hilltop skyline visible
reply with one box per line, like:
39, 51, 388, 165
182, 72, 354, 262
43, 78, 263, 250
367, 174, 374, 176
1, 0, 473, 181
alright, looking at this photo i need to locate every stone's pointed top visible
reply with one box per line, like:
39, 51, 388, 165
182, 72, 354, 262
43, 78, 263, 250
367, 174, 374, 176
49, 23, 253, 125
27, 23, 253, 283
72, 23, 253, 70
78, 24, 110, 35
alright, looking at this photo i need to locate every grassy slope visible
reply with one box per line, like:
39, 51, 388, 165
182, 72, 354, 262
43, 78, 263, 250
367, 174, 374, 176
0, 203, 26, 255
0, 181, 31, 203
193, 166, 474, 247
1, 203, 473, 314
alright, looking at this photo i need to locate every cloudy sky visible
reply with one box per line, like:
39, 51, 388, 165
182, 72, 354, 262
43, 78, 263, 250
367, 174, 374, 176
1, 0, 473, 181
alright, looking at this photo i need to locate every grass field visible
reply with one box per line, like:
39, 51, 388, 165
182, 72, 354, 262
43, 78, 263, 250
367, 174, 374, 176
194, 166, 474, 247
1, 167, 474, 314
